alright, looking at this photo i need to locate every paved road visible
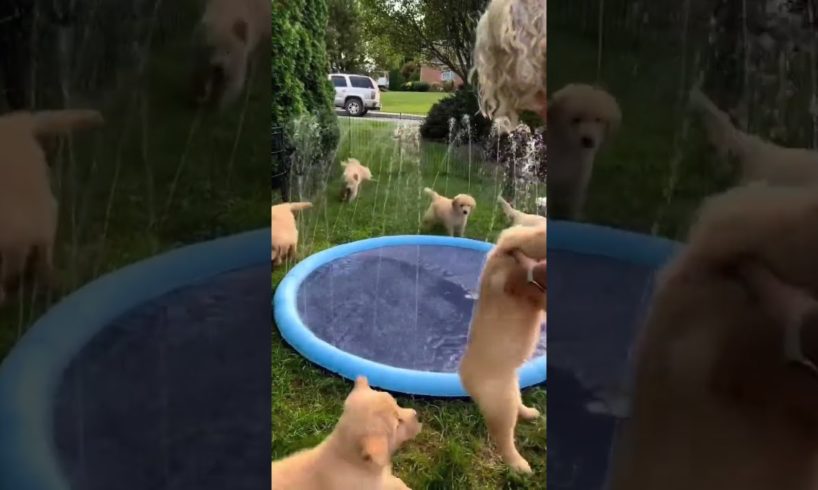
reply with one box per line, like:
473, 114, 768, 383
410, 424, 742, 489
335, 110, 423, 124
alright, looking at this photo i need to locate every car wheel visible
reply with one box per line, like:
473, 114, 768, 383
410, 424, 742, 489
345, 98, 364, 117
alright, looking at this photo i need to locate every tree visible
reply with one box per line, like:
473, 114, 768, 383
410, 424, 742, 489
272, 0, 339, 201
325, 0, 368, 73
360, 0, 489, 83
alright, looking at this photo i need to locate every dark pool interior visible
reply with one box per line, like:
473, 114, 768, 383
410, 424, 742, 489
53, 265, 270, 490
547, 249, 662, 490
297, 245, 547, 373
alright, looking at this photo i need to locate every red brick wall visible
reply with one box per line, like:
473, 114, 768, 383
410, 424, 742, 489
419, 65, 464, 87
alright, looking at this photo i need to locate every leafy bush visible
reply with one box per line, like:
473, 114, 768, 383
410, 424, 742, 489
388, 68, 405, 91
272, 0, 339, 200
400, 61, 420, 81
420, 88, 492, 141
402, 81, 430, 92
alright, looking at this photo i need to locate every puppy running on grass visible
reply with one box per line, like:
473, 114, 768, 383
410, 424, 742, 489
459, 224, 546, 473
271, 376, 421, 490
191, 0, 271, 108
421, 187, 476, 237
0, 109, 105, 304
340, 158, 374, 202
271, 202, 312, 266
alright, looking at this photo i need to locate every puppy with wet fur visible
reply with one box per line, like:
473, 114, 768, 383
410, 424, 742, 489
421, 187, 476, 237
191, 0, 271, 108
459, 224, 546, 473
271, 202, 312, 266
0, 109, 104, 303
472, 0, 547, 131
498, 195, 547, 227
547, 84, 621, 220
340, 158, 374, 202
690, 88, 818, 187
271, 376, 421, 490
608, 183, 818, 490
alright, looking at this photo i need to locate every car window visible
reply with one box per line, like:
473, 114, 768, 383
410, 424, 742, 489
331, 76, 347, 88
349, 76, 374, 89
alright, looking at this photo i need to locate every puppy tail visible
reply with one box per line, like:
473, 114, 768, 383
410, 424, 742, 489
497, 195, 516, 219
495, 224, 547, 261
423, 187, 438, 199
287, 202, 313, 212
689, 88, 756, 160
31, 110, 105, 136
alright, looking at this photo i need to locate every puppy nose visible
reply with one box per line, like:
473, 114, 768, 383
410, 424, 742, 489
463, 210, 468, 215
580, 136, 595, 148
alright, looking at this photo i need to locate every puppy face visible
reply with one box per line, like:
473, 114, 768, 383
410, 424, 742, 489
452, 194, 477, 217
549, 84, 621, 151
338, 376, 421, 466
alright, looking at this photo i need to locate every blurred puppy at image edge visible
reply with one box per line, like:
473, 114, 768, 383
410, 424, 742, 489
271, 202, 312, 266
608, 183, 818, 490
191, 0, 271, 108
690, 88, 818, 187
271, 376, 421, 490
472, 0, 547, 131
498, 195, 547, 227
459, 224, 546, 473
0, 109, 105, 303
340, 158, 374, 202
421, 187, 476, 237
547, 83, 621, 220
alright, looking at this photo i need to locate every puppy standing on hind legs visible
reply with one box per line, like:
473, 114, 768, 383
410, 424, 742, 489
459, 224, 546, 473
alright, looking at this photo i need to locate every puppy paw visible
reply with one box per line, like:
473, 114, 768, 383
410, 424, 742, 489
506, 455, 533, 474
518, 405, 541, 421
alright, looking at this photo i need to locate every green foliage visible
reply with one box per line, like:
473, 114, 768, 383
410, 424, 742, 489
401, 81, 430, 92
388, 68, 406, 91
359, 0, 488, 82
420, 88, 492, 141
400, 60, 420, 81
325, 0, 368, 73
272, 0, 339, 190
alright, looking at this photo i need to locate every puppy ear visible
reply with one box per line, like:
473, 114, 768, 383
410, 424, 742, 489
451, 197, 459, 209
360, 434, 390, 466
232, 19, 249, 44
546, 89, 567, 128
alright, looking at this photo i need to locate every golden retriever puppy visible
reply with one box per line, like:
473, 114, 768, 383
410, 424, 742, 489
340, 158, 374, 202
473, 0, 547, 131
459, 224, 546, 473
607, 183, 818, 490
271, 202, 312, 266
421, 187, 476, 237
0, 109, 104, 303
547, 84, 621, 220
498, 195, 547, 227
271, 376, 421, 490
690, 88, 818, 187
192, 0, 271, 108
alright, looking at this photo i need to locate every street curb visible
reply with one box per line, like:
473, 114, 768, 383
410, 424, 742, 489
335, 110, 425, 122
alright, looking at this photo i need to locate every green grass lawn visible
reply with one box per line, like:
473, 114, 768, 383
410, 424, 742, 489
0, 5, 269, 360
380, 91, 448, 116
272, 119, 546, 489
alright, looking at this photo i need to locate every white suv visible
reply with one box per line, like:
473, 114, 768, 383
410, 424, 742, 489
329, 73, 381, 117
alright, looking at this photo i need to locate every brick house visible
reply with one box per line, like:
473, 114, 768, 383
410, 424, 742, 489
419, 62, 465, 88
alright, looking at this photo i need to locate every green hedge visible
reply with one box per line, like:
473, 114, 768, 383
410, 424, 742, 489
272, 0, 339, 198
